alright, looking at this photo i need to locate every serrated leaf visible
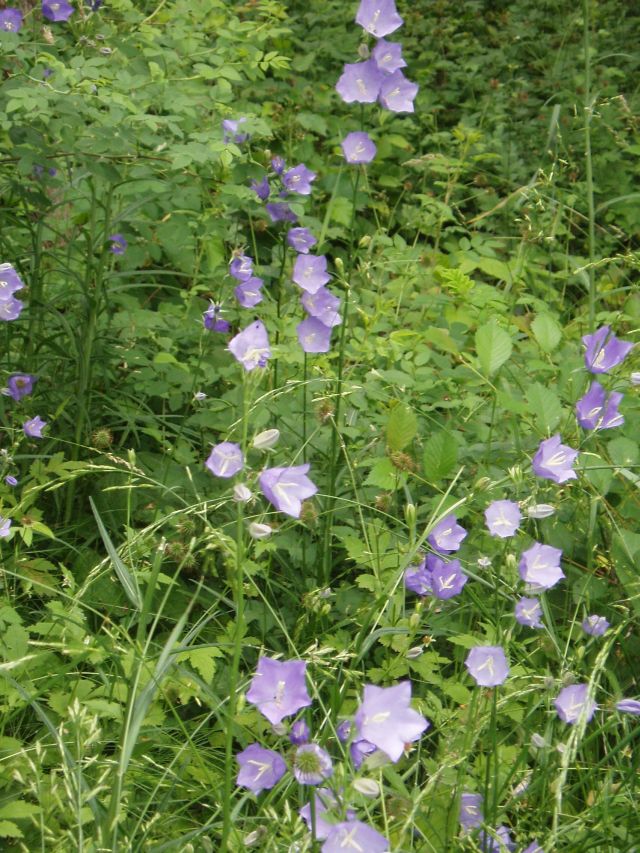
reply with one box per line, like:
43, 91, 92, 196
476, 256, 512, 282
178, 646, 221, 683
526, 383, 562, 431
386, 404, 418, 451
531, 313, 562, 352
423, 432, 458, 482
0, 802, 39, 821
475, 320, 512, 376
0, 820, 22, 838
364, 458, 398, 490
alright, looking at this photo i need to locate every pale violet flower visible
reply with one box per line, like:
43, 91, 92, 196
354, 681, 429, 762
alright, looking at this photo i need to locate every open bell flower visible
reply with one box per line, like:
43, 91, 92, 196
236, 744, 286, 793
484, 499, 521, 538
228, 321, 271, 371
354, 681, 429, 762
246, 656, 312, 725
23, 416, 47, 438
465, 646, 509, 687
297, 317, 333, 353
292, 743, 333, 785
379, 70, 419, 112
205, 442, 243, 478
555, 683, 597, 725
301, 288, 341, 327
582, 325, 633, 374
372, 38, 406, 73
532, 434, 578, 484
576, 381, 624, 430
518, 542, 564, 590
42, 0, 74, 22
341, 131, 377, 165
427, 513, 467, 553
322, 820, 388, 853
335, 60, 383, 104
0, 8, 23, 32
282, 164, 316, 196
293, 254, 331, 294
259, 464, 318, 518
6, 373, 37, 401
355, 0, 403, 37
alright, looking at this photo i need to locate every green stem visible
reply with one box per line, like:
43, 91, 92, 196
583, 0, 597, 330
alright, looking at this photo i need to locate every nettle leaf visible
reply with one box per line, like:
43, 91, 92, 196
364, 458, 398, 490
423, 431, 458, 482
386, 403, 418, 451
526, 382, 562, 431
531, 313, 562, 352
475, 320, 513, 376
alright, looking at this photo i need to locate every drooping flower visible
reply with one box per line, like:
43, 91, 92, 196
108, 234, 127, 255
289, 719, 310, 746
484, 499, 521, 538
350, 738, 377, 768
0, 516, 12, 538
287, 227, 317, 254
0, 298, 24, 322
250, 176, 270, 201
460, 792, 483, 832
532, 434, 578, 484
354, 681, 429, 762
0, 8, 23, 32
229, 254, 253, 281
427, 513, 467, 553
430, 557, 468, 599
222, 117, 249, 144
205, 442, 244, 478
355, 0, 403, 37
582, 614, 609, 637
23, 416, 47, 439
259, 464, 318, 518
297, 317, 333, 353
228, 321, 271, 371
235, 277, 264, 308
265, 201, 298, 223
292, 255, 331, 295
0, 264, 24, 300
379, 70, 419, 112
6, 374, 37, 401
246, 657, 312, 725
335, 60, 384, 104
404, 560, 432, 596
616, 699, 640, 715
301, 288, 342, 327
322, 820, 388, 853
41, 0, 74, 22
292, 743, 333, 785
202, 302, 230, 333
5, 476, 18, 487
518, 542, 564, 590
582, 326, 633, 374
271, 156, 286, 174
341, 131, 377, 165
554, 683, 597, 725
515, 597, 544, 629
371, 38, 406, 73
575, 381, 624, 430
236, 744, 286, 793
465, 646, 509, 687
282, 164, 317, 196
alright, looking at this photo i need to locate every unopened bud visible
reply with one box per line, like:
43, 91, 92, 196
406, 646, 423, 659
631, 372, 640, 386
334, 257, 345, 273
249, 522, 272, 539
252, 428, 280, 450
404, 502, 416, 529
357, 43, 370, 60
531, 733, 548, 749
353, 778, 380, 797
358, 235, 371, 248
474, 476, 492, 491
233, 483, 252, 503
525, 503, 555, 519
408, 611, 421, 630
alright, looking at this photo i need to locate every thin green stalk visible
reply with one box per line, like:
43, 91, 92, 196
272, 230, 289, 392
583, 0, 597, 330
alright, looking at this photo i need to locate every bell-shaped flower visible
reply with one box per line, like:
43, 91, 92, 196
582, 325, 633, 373
354, 681, 429, 762
259, 464, 318, 518
335, 60, 383, 104
236, 744, 286, 793
246, 657, 312, 725
228, 321, 271, 371
532, 434, 578, 484
355, 0, 403, 37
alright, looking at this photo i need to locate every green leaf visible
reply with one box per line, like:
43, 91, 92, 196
0, 820, 22, 839
526, 382, 562, 431
531, 313, 562, 352
611, 530, 640, 618
0, 802, 39, 821
475, 320, 513, 376
89, 498, 142, 611
423, 432, 458, 482
476, 256, 512, 282
178, 646, 222, 682
386, 403, 418, 451
608, 437, 638, 467
364, 458, 398, 490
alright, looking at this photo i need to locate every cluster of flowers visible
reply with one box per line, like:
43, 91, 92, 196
0, 263, 26, 323
460, 793, 543, 853
0, 1, 86, 30
236, 656, 428, 851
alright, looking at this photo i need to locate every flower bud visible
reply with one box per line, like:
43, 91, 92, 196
252, 428, 280, 450
531, 733, 548, 749
289, 719, 310, 745
353, 778, 380, 797
249, 522, 272, 539
233, 483, 252, 503
334, 257, 345, 273
404, 502, 416, 529
406, 646, 423, 659
525, 503, 555, 519
631, 372, 640, 386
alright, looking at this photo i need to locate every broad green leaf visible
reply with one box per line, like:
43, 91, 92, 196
475, 320, 513, 376
0, 820, 22, 839
608, 437, 638, 466
531, 313, 562, 352
0, 802, 39, 820
386, 403, 418, 451
476, 256, 512, 282
526, 382, 562, 431
423, 432, 458, 482
364, 458, 398, 490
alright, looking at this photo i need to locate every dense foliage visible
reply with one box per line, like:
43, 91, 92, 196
0, 0, 638, 850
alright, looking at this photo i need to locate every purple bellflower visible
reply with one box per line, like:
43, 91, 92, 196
42, 1, 74, 22
484, 500, 521, 538
282, 164, 317, 196
576, 381, 624, 430
293, 743, 333, 785
301, 288, 342, 327
379, 70, 419, 112
229, 254, 253, 281
250, 176, 270, 201
108, 234, 127, 255
465, 646, 510, 687
205, 442, 244, 478
460, 792, 483, 831
428, 513, 467, 553
532, 434, 578, 484
583, 325, 633, 373
287, 227, 317, 254
300, 788, 345, 841
235, 277, 264, 308
372, 38, 406, 73
322, 821, 388, 853
430, 557, 468, 599
5, 476, 18, 487
355, 0, 403, 37
246, 656, 312, 725
203, 302, 230, 333
582, 615, 609, 637
289, 719, 310, 746
0, 516, 12, 539
23, 416, 47, 438
228, 321, 271, 371
616, 699, 640, 715
515, 597, 544, 629
518, 542, 564, 590
236, 744, 286, 793
522, 842, 545, 853
259, 464, 318, 518
7, 374, 36, 401
0, 298, 24, 322
354, 681, 429, 762
478, 825, 516, 853
292, 254, 331, 294
350, 738, 377, 768
297, 317, 333, 353
271, 156, 286, 174
0, 8, 23, 31
404, 560, 432, 596
555, 683, 597, 725
341, 131, 377, 165
222, 117, 249, 144
335, 60, 384, 104
0, 264, 24, 300
265, 201, 298, 223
